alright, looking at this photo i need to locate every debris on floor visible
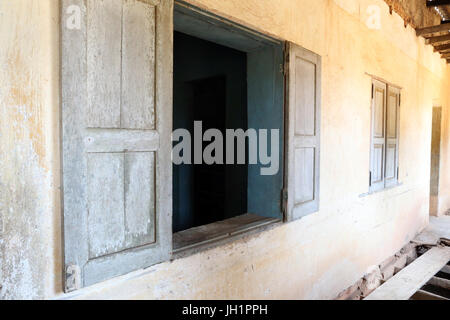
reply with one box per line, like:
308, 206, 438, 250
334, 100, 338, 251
413, 216, 450, 246
337, 216, 450, 300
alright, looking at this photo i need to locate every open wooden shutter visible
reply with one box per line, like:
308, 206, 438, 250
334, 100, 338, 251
370, 80, 387, 192
286, 43, 321, 221
385, 86, 400, 188
61, 0, 173, 291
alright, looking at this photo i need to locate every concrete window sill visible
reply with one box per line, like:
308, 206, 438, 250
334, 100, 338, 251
359, 182, 403, 198
172, 213, 281, 258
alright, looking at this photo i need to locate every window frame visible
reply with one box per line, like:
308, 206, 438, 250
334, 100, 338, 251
369, 77, 401, 193
171, 1, 286, 254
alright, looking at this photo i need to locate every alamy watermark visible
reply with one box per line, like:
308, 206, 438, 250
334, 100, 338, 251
366, 5, 381, 30
66, 5, 81, 30
64, 3, 383, 32
173, 121, 279, 176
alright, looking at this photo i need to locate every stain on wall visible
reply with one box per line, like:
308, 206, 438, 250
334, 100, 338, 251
0, 0, 61, 299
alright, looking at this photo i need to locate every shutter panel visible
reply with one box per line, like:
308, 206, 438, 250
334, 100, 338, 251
286, 43, 321, 221
370, 80, 387, 192
385, 86, 400, 188
61, 0, 173, 290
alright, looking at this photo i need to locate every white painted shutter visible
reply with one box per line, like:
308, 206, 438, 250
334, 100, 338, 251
286, 43, 321, 221
385, 86, 400, 188
370, 80, 387, 192
61, 0, 173, 290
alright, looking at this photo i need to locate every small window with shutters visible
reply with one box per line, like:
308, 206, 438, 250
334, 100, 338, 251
369, 79, 401, 192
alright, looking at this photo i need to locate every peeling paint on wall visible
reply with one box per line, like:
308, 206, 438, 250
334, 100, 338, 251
0, 0, 60, 299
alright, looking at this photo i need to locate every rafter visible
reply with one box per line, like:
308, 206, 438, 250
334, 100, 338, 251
427, 33, 450, 44
433, 43, 450, 51
416, 24, 450, 36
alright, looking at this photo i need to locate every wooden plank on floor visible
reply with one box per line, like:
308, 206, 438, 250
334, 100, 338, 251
442, 265, 450, 275
428, 276, 450, 290
411, 290, 448, 300
365, 246, 450, 300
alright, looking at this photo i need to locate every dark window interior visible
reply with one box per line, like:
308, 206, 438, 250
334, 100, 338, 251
173, 5, 285, 236
173, 32, 248, 232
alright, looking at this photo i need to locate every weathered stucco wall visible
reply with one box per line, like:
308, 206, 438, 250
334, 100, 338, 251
439, 91, 450, 215
0, 0, 61, 299
1, 0, 449, 299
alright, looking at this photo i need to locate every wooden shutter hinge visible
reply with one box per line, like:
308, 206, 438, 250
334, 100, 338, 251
65, 264, 81, 293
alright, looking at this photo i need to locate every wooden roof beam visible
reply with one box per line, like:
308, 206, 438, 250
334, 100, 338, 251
427, 33, 450, 44
433, 43, 450, 51
441, 52, 450, 59
417, 24, 450, 36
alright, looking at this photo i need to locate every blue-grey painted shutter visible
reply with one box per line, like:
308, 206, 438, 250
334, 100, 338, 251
370, 80, 387, 192
286, 43, 321, 221
385, 86, 400, 188
61, 0, 173, 291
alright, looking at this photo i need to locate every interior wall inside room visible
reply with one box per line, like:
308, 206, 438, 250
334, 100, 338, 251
173, 31, 248, 232
246, 45, 284, 218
